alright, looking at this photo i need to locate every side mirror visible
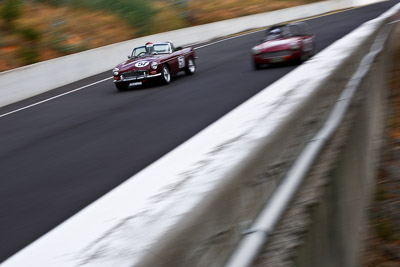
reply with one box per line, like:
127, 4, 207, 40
175, 46, 183, 51
127, 55, 132, 59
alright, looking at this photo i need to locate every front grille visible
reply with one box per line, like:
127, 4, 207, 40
263, 50, 290, 58
121, 70, 148, 79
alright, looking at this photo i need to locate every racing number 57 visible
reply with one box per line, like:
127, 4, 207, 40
178, 56, 185, 69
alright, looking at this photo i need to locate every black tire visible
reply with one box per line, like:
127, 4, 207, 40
253, 62, 261, 70
184, 57, 196, 75
297, 50, 308, 64
115, 82, 130, 91
160, 64, 171, 85
309, 45, 317, 58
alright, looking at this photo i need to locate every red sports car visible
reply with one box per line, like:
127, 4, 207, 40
113, 41, 196, 91
251, 22, 315, 69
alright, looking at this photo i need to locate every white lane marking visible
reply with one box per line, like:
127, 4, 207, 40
0, 77, 112, 118
1, 8, 352, 118
1, 30, 262, 118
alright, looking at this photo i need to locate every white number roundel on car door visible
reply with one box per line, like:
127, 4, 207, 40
135, 61, 149, 68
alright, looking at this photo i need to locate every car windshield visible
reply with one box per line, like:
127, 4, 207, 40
264, 23, 310, 40
288, 23, 310, 36
152, 44, 170, 54
265, 26, 289, 40
131, 46, 147, 57
131, 43, 171, 57
265, 33, 282, 40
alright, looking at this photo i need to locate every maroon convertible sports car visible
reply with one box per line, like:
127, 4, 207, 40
113, 41, 196, 91
251, 22, 315, 69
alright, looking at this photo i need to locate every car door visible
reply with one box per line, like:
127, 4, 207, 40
168, 51, 184, 74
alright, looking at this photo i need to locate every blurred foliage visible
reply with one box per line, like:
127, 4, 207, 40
16, 46, 39, 64
0, 0, 42, 65
0, 0, 21, 30
18, 27, 41, 41
43, 19, 88, 54
166, 0, 193, 23
376, 218, 397, 241
33, 0, 155, 34
15, 27, 42, 65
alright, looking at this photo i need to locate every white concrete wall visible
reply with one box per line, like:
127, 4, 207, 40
2, 2, 398, 267
295, 23, 399, 267
353, 0, 387, 6
0, 0, 385, 109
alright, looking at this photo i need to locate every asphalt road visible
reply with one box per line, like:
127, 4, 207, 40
0, 0, 398, 263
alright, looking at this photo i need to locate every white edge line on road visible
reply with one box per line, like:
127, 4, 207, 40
0, 77, 112, 118
0, 30, 261, 119
0, 7, 354, 119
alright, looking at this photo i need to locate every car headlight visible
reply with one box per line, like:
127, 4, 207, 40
290, 42, 300, 50
251, 47, 261, 55
151, 62, 158, 70
113, 68, 119, 75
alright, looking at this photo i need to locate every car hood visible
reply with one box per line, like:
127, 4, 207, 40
255, 37, 302, 52
116, 55, 164, 72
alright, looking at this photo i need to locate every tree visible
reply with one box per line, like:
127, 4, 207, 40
0, 0, 21, 30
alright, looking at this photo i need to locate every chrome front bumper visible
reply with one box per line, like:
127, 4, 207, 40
114, 73, 162, 83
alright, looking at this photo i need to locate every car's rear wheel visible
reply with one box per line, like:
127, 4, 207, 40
115, 82, 130, 91
160, 64, 171, 85
297, 50, 308, 64
253, 61, 261, 70
184, 57, 196, 75
310, 45, 317, 58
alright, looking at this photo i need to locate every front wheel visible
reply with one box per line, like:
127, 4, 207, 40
297, 50, 308, 64
253, 61, 261, 70
115, 82, 130, 91
184, 57, 196, 75
160, 64, 171, 85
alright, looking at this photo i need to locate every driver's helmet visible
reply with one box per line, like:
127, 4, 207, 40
269, 28, 282, 36
145, 42, 154, 54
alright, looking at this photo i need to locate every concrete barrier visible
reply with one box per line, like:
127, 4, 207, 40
255, 11, 400, 267
0, 0, 385, 109
2, 1, 397, 267
294, 14, 400, 267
